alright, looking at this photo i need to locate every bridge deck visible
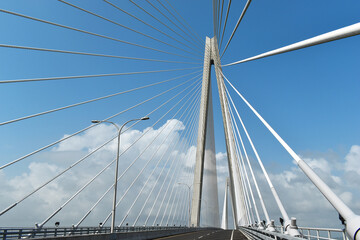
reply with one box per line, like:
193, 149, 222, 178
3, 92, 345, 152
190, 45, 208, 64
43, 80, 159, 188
154, 229, 247, 240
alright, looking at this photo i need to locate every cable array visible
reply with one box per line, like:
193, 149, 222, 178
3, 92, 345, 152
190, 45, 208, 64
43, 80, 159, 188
1, 0, 359, 235
0, 0, 206, 228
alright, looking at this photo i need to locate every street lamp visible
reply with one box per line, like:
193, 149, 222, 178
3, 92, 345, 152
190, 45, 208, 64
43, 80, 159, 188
178, 182, 192, 227
91, 117, 149, 233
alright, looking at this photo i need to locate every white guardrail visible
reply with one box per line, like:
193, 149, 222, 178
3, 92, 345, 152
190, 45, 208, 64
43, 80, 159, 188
298, 227, 347, 240
273, 226, 347, 240
241, 225, 347, 240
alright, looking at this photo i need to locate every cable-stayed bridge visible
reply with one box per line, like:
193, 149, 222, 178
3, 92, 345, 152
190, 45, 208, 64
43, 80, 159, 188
0, 1, 359, 240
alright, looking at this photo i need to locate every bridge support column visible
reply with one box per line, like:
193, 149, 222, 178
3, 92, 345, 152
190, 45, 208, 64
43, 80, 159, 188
191, 36, 248, 228
191, 37, 212, 227
221, 178, 229, 229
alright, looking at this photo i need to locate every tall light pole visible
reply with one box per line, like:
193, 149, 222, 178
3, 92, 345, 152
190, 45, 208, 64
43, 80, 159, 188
178, 182, 192, 227
91, 117, 149, 234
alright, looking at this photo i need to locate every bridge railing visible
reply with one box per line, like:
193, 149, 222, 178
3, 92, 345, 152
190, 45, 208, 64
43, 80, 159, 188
0, 226, 194, 240
297, 227, 347, 240
240, 226, 303, 240
241, 226, 347, 240
274, 226, 346, 240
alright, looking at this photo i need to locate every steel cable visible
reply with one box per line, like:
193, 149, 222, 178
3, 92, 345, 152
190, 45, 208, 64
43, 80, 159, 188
221, 0, 252, 58
100, 81, 202, 226
104, 0, 202, 57
75, 84, 201, 228
132, 95, 199, 226
58, 0, 199, 61
129, 0, 202, 52
0, 44, 200, 65
155, 0, 203, 46
0, 9, 194, 59
0, 66, 201, 84
0, 73, 200, 170
0, 72, 200, 127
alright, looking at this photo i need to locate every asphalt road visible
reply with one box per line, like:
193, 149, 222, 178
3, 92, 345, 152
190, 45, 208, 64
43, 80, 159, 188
153, 229, 247, 240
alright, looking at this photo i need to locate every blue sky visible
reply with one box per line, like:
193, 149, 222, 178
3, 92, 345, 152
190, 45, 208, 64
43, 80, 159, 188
0, 0, 359, 229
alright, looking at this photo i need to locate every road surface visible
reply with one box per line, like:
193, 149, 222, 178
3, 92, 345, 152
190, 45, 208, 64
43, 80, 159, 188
154, 229, 247, 240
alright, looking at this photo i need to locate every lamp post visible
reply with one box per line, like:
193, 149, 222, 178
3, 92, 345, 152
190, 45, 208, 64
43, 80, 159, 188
178, 182, 192, 227
91, 117, 149, 233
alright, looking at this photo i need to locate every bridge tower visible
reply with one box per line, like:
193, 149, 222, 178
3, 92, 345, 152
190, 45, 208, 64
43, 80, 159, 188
191, 37, 247, 228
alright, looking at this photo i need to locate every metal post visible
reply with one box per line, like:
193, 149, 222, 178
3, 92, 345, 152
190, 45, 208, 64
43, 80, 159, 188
111, 125, 121, 234
91, 117, 149, 233
317, 230, 320, 240
187, 188, 191, 227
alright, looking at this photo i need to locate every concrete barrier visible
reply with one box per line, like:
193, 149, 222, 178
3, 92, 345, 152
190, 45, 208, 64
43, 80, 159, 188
36, 228, 203, 240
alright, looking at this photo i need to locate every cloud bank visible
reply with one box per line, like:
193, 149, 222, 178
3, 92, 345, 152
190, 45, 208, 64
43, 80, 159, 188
0, 118, 359, 231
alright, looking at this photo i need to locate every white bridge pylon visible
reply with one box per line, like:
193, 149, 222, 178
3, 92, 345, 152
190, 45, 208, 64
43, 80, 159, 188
191, 36, 247, 228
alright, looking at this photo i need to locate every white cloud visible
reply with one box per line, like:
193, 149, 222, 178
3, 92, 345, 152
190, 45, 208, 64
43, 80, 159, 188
1, 120, 359, 232
216, 152, 228, 175
54, 124, 115, 152
214, 145, 360, 230
0, 119, 192, 228
304, 157, 331, 173
252, 146, 360, 229
344, 145, 360, 175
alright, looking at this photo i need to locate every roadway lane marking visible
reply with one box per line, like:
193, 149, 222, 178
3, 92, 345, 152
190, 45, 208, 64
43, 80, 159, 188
198, 236, 203, 239
154, 231, 205, 239
230, 230, 234, 240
